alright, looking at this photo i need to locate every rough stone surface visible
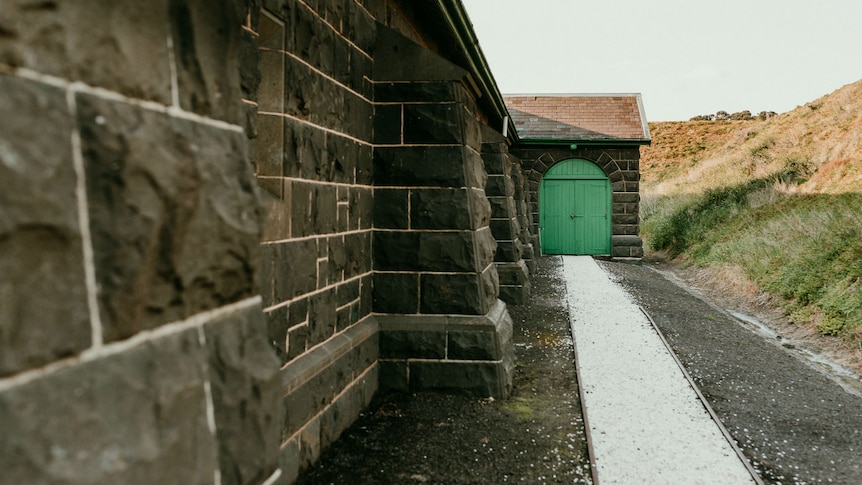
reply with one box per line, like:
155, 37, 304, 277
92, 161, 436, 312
410, 189, 473, 230
420, 274, 484, 315
170, 0, 244, 123
0, 0, 172, 103
373, 146, 467, 187
380, 331, 446, 359
403, 103, 463, 145
204, 306, 281, 485
78, 93, 262, 342
0, 328, 218, 484
447, 330, 498, 360
0, 75, 91, 376
372, 273, 419, 314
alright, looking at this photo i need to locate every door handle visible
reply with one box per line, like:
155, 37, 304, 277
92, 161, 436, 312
570, 214, 577, 219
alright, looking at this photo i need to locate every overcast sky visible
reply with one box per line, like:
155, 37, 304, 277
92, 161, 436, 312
460, 0, 862, 121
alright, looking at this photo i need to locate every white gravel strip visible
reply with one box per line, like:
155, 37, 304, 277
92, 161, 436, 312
563, 256, 754, 484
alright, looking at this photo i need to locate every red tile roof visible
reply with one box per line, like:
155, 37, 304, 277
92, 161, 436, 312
504, 94, 650, 143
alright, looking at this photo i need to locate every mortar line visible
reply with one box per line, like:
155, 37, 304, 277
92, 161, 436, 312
0, 297, 262, 392
66, 87, 104, 350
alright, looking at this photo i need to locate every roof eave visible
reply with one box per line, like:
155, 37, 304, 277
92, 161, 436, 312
436, 0, 520, 144
515, 138, 652, 147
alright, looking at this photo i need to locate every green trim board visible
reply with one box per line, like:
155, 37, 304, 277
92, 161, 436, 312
540, 159, 611, 255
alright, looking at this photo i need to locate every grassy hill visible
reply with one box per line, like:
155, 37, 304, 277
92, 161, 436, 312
640, 79, 862, 350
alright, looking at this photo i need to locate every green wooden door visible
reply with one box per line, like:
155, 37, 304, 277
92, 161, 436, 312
540, 160, 611, 255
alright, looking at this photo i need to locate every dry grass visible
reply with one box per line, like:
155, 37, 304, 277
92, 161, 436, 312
640, 79, 862, 367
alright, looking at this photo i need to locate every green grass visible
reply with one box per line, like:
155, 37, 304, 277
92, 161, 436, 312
643, 181, 862, 342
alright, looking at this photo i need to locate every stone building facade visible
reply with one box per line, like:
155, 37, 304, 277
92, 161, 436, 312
0, 2, 641, 484
506, 95, 651, 258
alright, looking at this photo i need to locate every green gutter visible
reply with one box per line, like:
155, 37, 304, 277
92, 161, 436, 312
437, 0, 519, 143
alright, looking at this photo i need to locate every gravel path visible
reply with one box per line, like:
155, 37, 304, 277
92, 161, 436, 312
601, 259, 862, 484
564, 256, 755, 484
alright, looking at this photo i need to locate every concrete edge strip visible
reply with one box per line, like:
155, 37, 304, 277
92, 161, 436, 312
560, 259, 601, 485
638, 306, 765, 485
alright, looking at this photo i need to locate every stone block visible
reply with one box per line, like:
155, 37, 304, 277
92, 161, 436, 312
343, 231, 372, 279
373, 145, 466, 187
239, 28, 260, 101
403, 102, 462, 145
475, 227, 498, 272
448, 330, 498, 360
290, 181, 337, 236
418, 232, 478, 273
464, 148, 488, 190
253, 113, 284, 176
463, 112, 483, 151
280, 319, 377, 436
373, 103, 402, 145
373, 273, 419, 314
612, 235, 644, 248
0, 328, 217, 483
373, 231, 421, 271
299, 418, 321, 472
325, 131, 360, 184
272, 238, 317, 302
481, 152, 508, 175
379, 329, 446, 359
351, 187, 374, 230
307, 288, 337, 347
265, 305, 289, 363
410, 361, 503, 397
170, 0, 243, 123
78, 94, 261, 343
0, 76, 90, 376
468, 188, 492, 229
258, 49, 285, 113
479, 265, 501, 311
204, 306, 281, 485
410, 189, 472, 230
378, 360, 409, 392
320, 366, 378, 449
283, 117, 322, 179
420, 273, 483, 315
260, 182, 291, 243
0, 1, 171, 104
486, 174, 514, 197
499, 282, 531, 306
488, 196, 515, 219
287, 323, 309, 361
373, 189, 409, 229
615, 192, 640, 204
490, 218, 519, 241
497, 261, 529, 286
612, 213, 639, 225
279, 434, 301, 485
374, 81, 458, 103
342, 91, 374, 142
495, 239, 524, 263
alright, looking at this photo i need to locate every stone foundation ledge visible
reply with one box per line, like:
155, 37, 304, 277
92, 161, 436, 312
377, 300, 514, 398
611, 235, 644, 259
279, 318, 380, 482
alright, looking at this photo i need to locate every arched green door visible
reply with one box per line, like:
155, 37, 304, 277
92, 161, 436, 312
540, 159, 611, 255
